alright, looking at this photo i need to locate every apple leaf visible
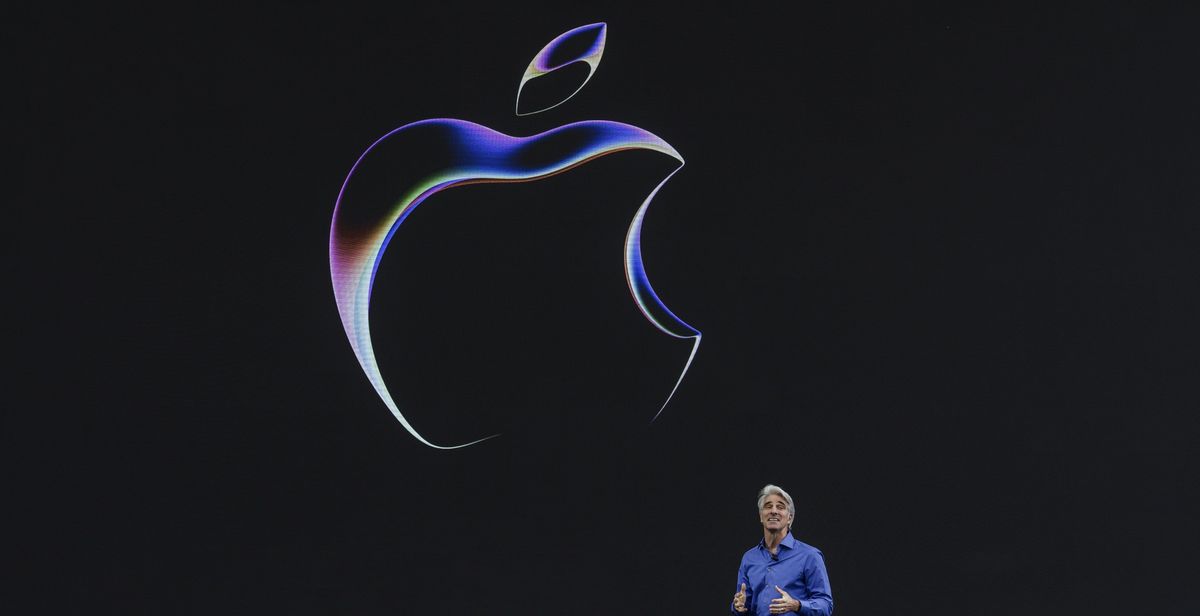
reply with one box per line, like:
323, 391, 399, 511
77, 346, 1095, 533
516, 23, 607, 116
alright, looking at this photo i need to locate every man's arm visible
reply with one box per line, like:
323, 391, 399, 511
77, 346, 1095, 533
797, 551, 833, 616
731, 562, 751, 614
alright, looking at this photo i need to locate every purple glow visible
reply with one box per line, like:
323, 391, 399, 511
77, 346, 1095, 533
516, 23, 607, 116
330, 24, 699, 448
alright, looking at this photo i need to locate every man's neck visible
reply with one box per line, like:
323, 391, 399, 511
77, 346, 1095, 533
762, 529, 788, 554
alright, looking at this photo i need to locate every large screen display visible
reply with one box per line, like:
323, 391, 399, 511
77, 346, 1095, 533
10, 5, 1197, 614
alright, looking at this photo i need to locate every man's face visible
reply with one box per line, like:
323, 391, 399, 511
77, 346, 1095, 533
760, 494, 792, 532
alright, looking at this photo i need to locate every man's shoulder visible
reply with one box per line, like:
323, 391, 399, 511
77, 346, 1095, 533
788, 538, 825, 558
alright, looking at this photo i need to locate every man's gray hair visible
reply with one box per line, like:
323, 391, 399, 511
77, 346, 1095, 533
757, 484, 796, 519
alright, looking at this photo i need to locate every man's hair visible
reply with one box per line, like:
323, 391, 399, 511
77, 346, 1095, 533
757, 484, 796, 521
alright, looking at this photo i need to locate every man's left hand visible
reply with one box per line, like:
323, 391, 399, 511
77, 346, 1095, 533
769, 585, 800, 614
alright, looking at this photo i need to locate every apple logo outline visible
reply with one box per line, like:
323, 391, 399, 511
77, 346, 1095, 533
329, 22, 700, 449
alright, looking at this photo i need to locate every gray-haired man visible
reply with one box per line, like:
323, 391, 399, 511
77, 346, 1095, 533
731, 484, 833, 615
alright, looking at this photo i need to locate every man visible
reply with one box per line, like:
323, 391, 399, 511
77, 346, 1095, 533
731, 484, 833, 615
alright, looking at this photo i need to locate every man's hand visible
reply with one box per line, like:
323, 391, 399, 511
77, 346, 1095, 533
769, 585, 800, 614
733, 582, 748, 613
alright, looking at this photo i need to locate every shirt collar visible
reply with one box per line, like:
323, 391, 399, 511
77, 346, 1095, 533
759, 531, 797, 551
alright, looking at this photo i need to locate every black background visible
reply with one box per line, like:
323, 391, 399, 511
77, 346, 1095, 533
9, 3, 1200, 614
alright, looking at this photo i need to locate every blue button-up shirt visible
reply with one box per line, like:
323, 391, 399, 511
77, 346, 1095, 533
732, 532, 833, 616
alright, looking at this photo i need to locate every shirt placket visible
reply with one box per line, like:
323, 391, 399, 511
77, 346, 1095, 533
762, 548, 775, 614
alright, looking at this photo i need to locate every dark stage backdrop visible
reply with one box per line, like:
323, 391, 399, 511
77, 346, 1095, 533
9, 3, 1199, 614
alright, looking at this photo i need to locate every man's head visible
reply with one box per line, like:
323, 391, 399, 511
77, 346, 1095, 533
757, 484, 795, 531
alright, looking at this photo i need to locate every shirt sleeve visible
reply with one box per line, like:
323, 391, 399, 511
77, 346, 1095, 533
731, 559, 751, 615
797, 550, 833, 616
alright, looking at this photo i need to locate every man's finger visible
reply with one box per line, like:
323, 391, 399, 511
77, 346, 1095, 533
775, 585, 784, 594
741, 582, 747, 593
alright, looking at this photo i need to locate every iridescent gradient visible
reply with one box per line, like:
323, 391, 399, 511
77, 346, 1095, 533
331, 23, 699, 448
516, 22, 607, 116
330, 119, 699, 448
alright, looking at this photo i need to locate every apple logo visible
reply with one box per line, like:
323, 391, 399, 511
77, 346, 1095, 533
329, 23, 699, 448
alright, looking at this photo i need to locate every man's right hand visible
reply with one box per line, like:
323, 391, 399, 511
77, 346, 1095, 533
733, 582, 748, 613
